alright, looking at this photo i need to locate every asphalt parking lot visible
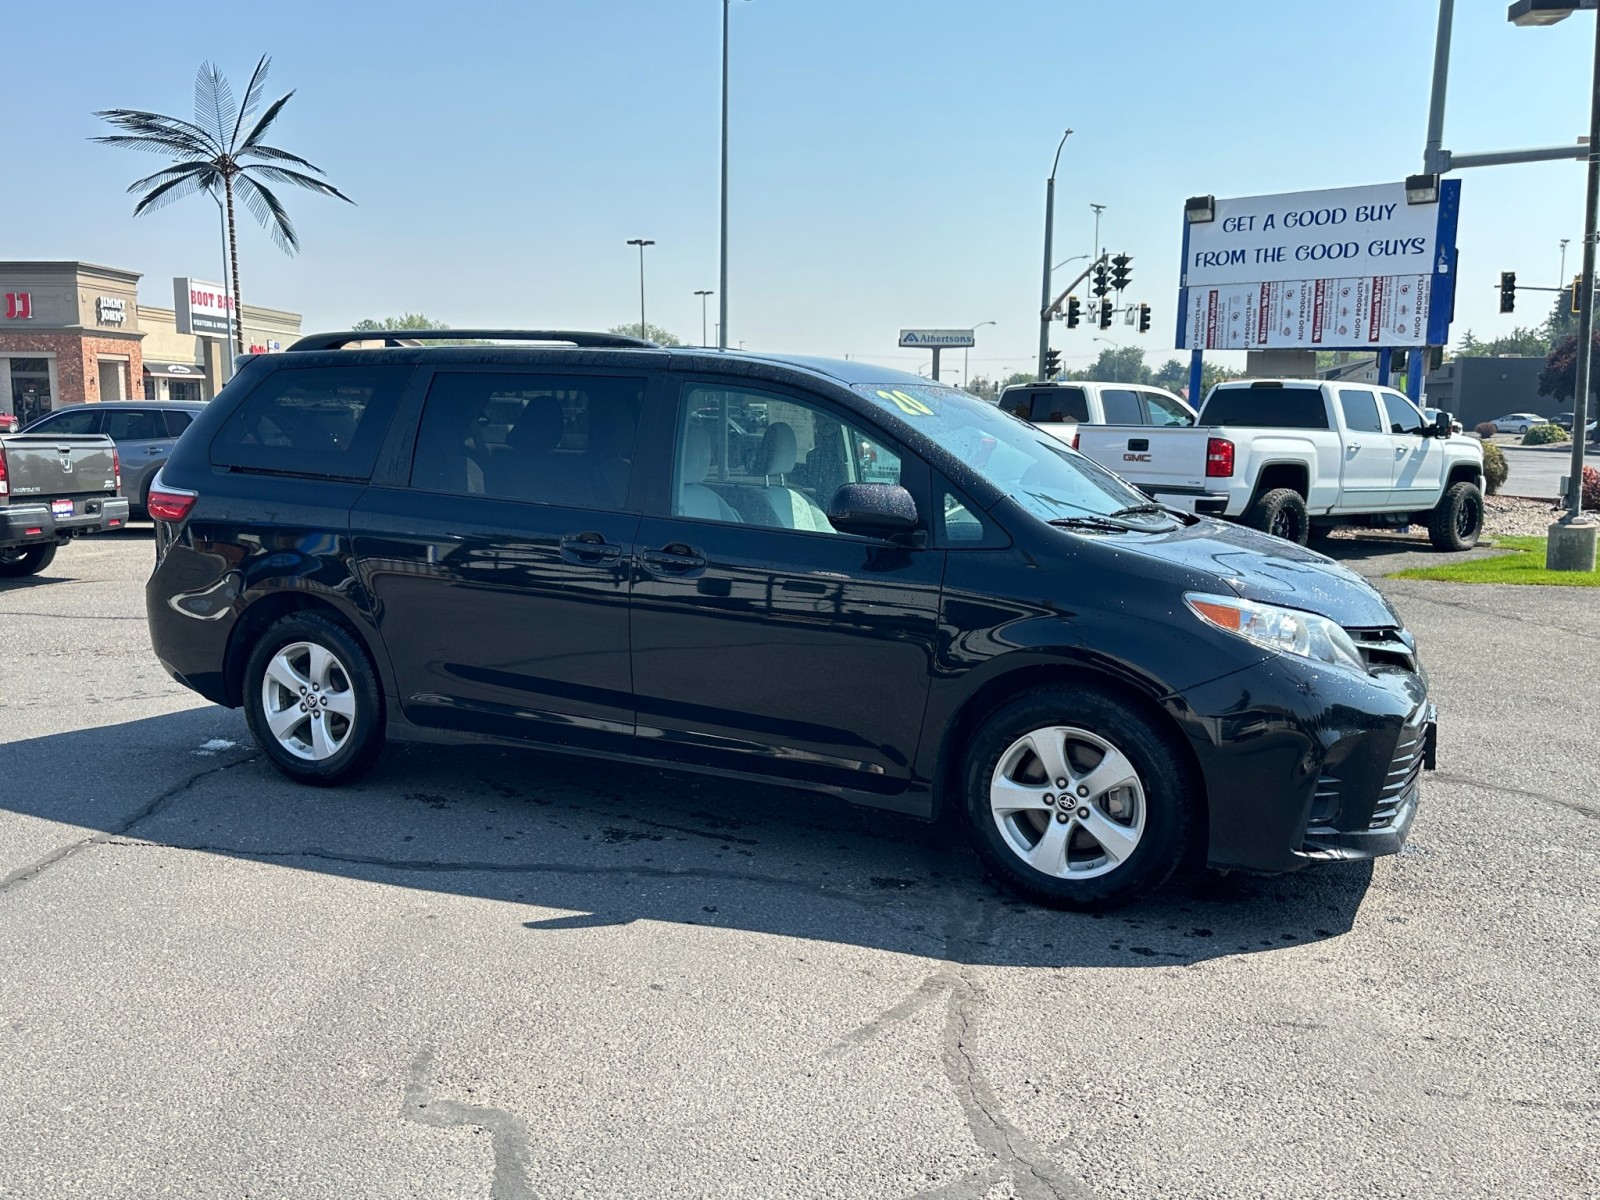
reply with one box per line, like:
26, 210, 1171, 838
1, 528, 1595, 1200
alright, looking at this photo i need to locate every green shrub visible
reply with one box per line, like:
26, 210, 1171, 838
1474, 421, 1498, 440
1481, 442, 1508, 495
1522, 423, 1569, 446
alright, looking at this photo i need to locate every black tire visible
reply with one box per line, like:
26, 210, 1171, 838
242, 612, 385, 786
0, 544, 58, 578
962, 685, 1196, 910
1244, 487, 1310, 545
1428, 481, 1484, 551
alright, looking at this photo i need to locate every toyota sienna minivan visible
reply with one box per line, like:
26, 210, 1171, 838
145, 330, 1435, 909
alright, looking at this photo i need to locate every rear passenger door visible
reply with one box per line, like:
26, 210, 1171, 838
350, 367, 651, 753
627, 378, 945, 795
103, 408, 172, 507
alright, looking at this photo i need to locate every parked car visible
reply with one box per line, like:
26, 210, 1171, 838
1491, 412, 1547, 434
0, 413, 17, 434
998, 381, 1196, 447
145, 329, 1435, 910
1075, 380, 1486, 550
1555, 412, 1598, 435
1, 428, 130, 577
22, 401, 205, 517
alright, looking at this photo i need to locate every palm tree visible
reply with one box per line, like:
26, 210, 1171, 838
93, 56, 353, 353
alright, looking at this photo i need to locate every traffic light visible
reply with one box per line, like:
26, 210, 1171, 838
1098, 299, 1114, 329
1044, 348, 1061, 379
1499, 271, 1516, 314
1137, 303, 1151, 334
1572, 275, 1582, 314
1111, 254, 1132, 292
1091, 263, 1110, 297
1065, 296, 1082, 329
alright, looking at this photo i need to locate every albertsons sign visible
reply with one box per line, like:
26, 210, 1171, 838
1178, 180, 1460, 350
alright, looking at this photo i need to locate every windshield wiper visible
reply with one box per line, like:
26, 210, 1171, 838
1109, 501, 1191, 525
1047, 515, 1144, 533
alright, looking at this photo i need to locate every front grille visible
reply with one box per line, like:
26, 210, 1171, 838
1347, 626, 1418, 673
1371, 717, 1426, 829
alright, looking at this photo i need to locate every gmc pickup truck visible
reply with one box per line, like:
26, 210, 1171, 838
1076, 379, 1486, 551
998, 380, 1196, 446
0, 432, 130, 577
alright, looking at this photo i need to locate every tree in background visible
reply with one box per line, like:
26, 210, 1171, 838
1537, 330, 1600, 430
608, 323, 681, 346
1068, 345, 1150, 384
1149, 357, 1238, 401
352, 314, 452, 332
93, 56, 353, 355
1456, 326, 1552, 357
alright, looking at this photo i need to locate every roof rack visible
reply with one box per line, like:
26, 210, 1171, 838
286, 329, 659, 352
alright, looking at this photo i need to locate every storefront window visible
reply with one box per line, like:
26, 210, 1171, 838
7, 358, 52, 427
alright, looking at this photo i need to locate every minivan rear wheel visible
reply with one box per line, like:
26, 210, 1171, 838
962, 686, 1194, 910
243, 613, 384, 786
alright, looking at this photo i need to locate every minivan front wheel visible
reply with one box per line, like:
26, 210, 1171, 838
963, 687, 1194, 909
243, 613, 384, 786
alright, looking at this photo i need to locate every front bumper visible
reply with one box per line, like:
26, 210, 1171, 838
1, 496, 130, 544
1172, 651, 1433, 873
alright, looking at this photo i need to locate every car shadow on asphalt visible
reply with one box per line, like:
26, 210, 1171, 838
2, 710, 1378, 970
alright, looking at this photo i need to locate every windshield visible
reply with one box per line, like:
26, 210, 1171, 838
854, 382, 1162, 524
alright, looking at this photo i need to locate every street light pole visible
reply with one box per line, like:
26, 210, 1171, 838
1563, 9, 1600, 522
627, 238, 655, 341
719, 1, 748, 350
694, 290, 714, 346
1090, 202, 1106, 265
1037, 129, 1072, 380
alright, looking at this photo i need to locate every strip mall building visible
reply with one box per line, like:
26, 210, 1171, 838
0, 261, 301, 427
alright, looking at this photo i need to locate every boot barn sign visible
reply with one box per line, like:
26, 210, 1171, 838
173, 277, 236, 338
1177, 180, 1461, 350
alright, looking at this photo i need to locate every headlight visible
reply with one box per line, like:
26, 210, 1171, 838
1185, 592, 1365, 674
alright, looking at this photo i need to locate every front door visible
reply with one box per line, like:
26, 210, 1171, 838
1381, 390, 1446, 509
1334, 387, 1398, 511
351, 367, 650, 754
628, 379, 945, 796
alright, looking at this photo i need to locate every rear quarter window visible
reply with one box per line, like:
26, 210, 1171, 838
209, 365, 410, 478
1201, 386, 1330, 430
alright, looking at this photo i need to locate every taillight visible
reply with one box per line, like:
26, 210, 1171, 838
146, 483, 198, 523
1205, 437, 1235, 478
0, 447, 8, 496
113, 448, 121, 490
1070, 431, 1081, 450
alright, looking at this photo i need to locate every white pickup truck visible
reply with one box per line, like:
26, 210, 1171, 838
1075, 379, 1486, 551
997, 381, 1197, 447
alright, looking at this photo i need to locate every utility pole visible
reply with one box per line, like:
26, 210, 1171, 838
627, 238, 654, 341
1037, 129, 1073, 380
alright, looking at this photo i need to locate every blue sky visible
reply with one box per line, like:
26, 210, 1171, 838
5, 0, 1589, 380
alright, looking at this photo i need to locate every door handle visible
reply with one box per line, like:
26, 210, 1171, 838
641, 543, 707, 575
559, 532, 623, 564
1347, 443, 1361, 453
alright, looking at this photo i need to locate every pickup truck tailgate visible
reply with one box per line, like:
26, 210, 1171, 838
1076, 426, 1214, 492
1, 435, 118, 498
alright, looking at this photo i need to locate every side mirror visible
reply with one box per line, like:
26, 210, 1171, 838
1432, 412, 1453, 438
827, 483, 919, 538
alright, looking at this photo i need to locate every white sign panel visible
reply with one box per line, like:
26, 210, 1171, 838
1180, 182, 1454, 350
174, 277, 235, 338
899, 328, 975, 348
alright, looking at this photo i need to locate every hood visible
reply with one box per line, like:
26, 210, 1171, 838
1105, 518, 1403, 629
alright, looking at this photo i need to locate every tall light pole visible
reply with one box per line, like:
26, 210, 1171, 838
720, 0, 749, 350
627, 238, 655, 341
1561, 236, 1572, 286
1090, 202, 1107, 265
1509, 0, 1600, 567
1037, 128, 1073, 380
965, 319, 996, 387
694, 289, 715, 346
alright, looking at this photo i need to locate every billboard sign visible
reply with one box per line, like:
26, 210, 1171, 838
1177, 180, 1460, 350
174, 277, 235, 338
899, 328, 975, 348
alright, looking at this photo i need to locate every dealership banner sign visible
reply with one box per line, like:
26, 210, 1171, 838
1177, 180, 1460, 350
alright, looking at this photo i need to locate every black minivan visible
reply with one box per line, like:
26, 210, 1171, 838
145, 330, 1434, 909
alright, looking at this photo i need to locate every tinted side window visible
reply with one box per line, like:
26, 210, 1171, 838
105, 410, 162, 440
1140, 390, 1193, 427
210, 366, 408, 479
409, 371, 644, 509
163, 410, 195, 437
1201, 386, 1330, 430
1380, 391, 1424, 435
1101, 388, 1144, 424
1337, 388, 1385, 434
31, 409, 101, 435
1031, 387, 1088, 423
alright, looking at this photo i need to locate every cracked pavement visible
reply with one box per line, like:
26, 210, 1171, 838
0, 527, 1595, 1199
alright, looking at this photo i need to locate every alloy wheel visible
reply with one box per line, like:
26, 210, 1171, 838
260, 641, 358, 761
989, 725, 1147, 879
